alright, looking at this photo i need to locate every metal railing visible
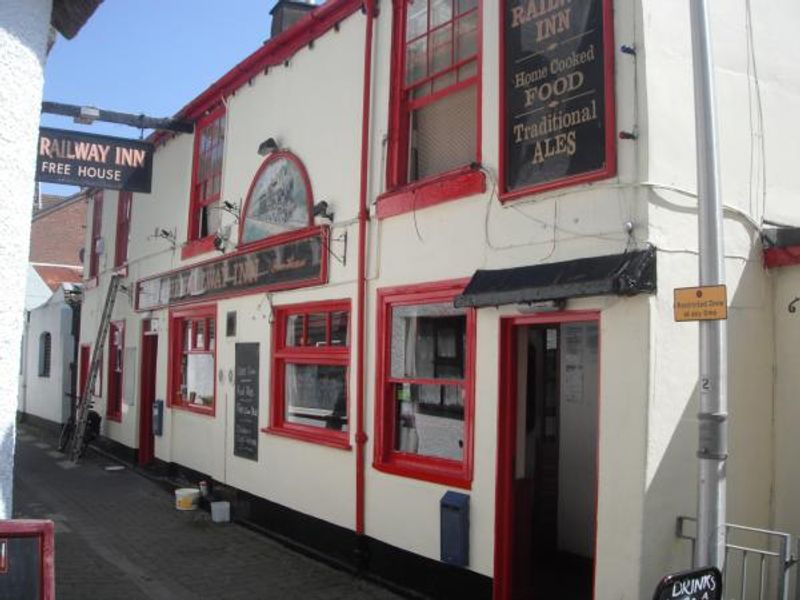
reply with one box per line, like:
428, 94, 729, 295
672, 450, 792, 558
677, 516, 799, 600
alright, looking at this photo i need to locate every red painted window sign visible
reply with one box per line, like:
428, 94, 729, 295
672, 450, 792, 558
266, 299, 352, 449
373, 279, 475, 488
382, 0, 483, 216
168, 305, 217, 416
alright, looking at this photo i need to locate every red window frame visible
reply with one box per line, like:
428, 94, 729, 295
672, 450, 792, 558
380, 0, 484, 218
106, 321, 124, 422
184, 105, 226, 259
88, 190, 103, 278
265, 299, 351, 450
114, 191, 132, 268
373, 278, 475, 488
168, 305, 217, 416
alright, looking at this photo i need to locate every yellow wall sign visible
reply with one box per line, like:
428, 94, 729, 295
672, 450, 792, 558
674, 285, 728, 321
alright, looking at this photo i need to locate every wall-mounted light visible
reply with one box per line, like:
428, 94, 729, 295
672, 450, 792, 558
313, 200, 334, 222
151, 227, 177, 249
74, 106, 100, 125
257, 137, 280, 156
213, 225, 232, 253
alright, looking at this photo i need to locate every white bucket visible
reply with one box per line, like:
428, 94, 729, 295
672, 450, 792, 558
175, 488, 200, 511
211, 500, 230, 523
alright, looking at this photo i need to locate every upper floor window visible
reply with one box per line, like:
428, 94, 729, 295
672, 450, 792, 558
169, 306, 217, 415
38, 332, 51, 378
188, 107, 226, 245
114, 191, 132, 268
88, 190, 103, 278
387, 0, 481, 188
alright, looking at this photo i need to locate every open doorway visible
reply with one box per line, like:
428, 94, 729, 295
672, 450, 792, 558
495, 313, 599, 599
138, 320, 158, 466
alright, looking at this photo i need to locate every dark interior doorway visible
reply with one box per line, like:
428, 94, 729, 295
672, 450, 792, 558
495, 315, 599, 600
138, 321, 158, 466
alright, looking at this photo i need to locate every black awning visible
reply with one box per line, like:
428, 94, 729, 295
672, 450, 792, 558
454, 246, 656, 308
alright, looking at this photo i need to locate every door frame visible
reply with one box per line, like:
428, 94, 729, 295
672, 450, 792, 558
493, 310, 601, 600
138, 320, 158, 466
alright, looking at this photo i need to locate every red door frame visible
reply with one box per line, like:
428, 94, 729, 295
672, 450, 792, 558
78, 345, 91, 403
138, 320, 157, 466
493, 310, 601, 600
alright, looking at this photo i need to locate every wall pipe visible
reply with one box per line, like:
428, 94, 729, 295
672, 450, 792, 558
355, 0, 376, 543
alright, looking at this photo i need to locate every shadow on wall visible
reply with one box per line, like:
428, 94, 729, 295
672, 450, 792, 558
0, 422, 15, 518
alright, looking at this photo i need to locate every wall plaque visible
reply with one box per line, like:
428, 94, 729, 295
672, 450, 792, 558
501, 0, 615, 198
135, 227, 327, 311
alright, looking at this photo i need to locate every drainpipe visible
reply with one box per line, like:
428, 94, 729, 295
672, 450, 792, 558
355, 0, 376, 555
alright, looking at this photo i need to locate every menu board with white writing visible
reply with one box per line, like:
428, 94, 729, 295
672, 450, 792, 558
234, 343, 259, 460
502, 0, 614, 196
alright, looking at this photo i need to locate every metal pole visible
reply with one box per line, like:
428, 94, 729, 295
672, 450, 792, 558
690, 0, 728, 571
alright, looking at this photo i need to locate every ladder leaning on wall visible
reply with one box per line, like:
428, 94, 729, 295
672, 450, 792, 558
68, 274, 121, 462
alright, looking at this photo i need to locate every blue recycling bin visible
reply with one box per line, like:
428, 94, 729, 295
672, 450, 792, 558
440, 491, 469, 567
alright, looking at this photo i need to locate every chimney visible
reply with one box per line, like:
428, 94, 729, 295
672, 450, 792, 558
270, 0, 316, 38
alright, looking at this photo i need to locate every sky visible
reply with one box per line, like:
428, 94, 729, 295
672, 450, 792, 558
40, 0, 284, 195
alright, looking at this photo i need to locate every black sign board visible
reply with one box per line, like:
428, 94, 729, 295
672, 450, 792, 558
501, 0, 615, 198
653, 567, 723, 600
234, 343, 260, 460
36, 127, 153, 193
136, 228, 327, 311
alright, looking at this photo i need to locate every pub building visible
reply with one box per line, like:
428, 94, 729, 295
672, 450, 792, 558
74, 0, 800, 598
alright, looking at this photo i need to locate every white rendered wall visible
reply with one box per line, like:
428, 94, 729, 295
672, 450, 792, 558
23, 289, 73, 425
0, 0, 53, 518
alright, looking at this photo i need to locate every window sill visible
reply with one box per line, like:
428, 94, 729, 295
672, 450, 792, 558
263, 426, 352, 451
181, 236, 217, 260
373, 455, 472, 489
106, 412, 122, 423
376, 167, 486, 220
170, 403, 216, 417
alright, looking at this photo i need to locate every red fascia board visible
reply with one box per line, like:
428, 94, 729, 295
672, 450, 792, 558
152, 0, 362, 146
764, 246, 800, 268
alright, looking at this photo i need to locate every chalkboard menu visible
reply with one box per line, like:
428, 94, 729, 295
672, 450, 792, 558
652, 567, 722, 600
502, 0, 615, 197
234, 343, 259, 460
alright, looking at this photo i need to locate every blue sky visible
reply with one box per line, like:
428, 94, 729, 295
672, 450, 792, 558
40, 0, 282, 194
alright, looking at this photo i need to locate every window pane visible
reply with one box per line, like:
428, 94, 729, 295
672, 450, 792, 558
394, 382, 464, 460
307, 313, 327, 346
390, 303, 466, 379
405, 37, 427, 85
331, 311, 349, 346
284, 364, 348, 432
185, 353, 214, 407
406, 0, 428, 41
457, 0, 477, 14
409, 84, 477, 181
208, 318, 216, 348
183, 321, 191, 350
286, 314, 305, 346
432, 71, 457, 93
456, 11, 478, 61
458, 60, 477, 81
430, 25, 453, 75
206, 199, 221, 235
430, 0, 452, 27
195, 319, 205, 350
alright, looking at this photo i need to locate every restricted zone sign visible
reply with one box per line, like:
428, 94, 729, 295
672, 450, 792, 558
652, 566, 722, 600
674, 285, 728, 322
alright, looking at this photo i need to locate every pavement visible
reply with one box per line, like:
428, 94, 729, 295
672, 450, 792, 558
12, 424, 404, 600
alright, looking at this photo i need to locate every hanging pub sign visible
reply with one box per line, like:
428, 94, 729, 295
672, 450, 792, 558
36, 127, 153, 193
135, 227, 327, 311
652, 567, 722, 600
501, 0, 615, 199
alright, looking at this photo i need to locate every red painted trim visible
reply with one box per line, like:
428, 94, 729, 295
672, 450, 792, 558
268, 299, 352, 449
764, 246, 800, 268
372, 278, 475, 489
151, 0, 363, 147
355, 0, 377, 537
136, 226, 330, 312
114, 191, 132, 268
181, 235, 217, 260
385, 0, 483, 191
492, 310, 601, 600
138, 320, 157, 465
498, 0, 616, 202
88, 190, 103, 279
0, 520, 55, 600
376, 167, 486, 219
167, 304, 217, 417
106, 320, 124, 422
78, 344, 90, 401
237, 150, 314, 250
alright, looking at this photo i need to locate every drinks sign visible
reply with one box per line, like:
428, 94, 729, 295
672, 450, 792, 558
501, 0, 615, 198
652, 567, 722, 600
36, 127, 153, 193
